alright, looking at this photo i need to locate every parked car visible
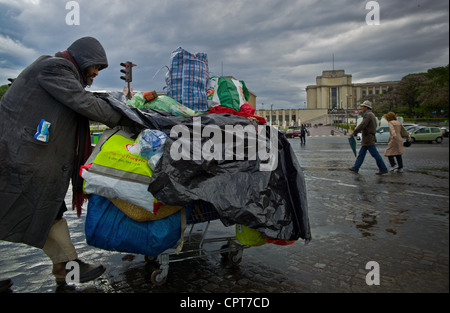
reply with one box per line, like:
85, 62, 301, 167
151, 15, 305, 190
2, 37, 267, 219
409, 126, 443, 143
375, 126, 391, 143
356, 124, 418, 144
284, 129, 301, 138
374, 126, 410, 144
403, 123, 419, 129
405, 125, 421, 133
355, 126, 390, 144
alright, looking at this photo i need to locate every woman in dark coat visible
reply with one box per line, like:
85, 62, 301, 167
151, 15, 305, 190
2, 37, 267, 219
0, 37, 134, 288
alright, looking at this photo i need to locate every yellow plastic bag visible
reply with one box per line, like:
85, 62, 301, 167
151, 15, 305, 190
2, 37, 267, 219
235, 224, 266, 246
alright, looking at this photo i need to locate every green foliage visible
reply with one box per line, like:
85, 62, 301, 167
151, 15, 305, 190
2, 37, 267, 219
417, 66, 449, 117
335, 123, 354, 131
365, 65, 449, 119
0, 84, 9, 100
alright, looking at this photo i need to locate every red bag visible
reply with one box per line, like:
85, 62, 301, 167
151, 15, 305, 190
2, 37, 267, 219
266, 238, 296, 245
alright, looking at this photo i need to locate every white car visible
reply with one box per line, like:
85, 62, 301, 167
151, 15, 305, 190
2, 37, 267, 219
374, 126, 391, 143
356, 126, 406, 144
403, 123, 419, 129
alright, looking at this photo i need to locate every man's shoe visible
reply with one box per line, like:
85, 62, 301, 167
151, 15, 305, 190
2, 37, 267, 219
397, 168, 404, 173
55, 259, 106, 285
348, 168, 358, 174
376, 170, 389, 175
0, 278, 13, 293
389, 165, 398, 172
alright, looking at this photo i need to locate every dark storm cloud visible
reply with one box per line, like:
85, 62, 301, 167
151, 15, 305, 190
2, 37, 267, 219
0, 0, 448, 109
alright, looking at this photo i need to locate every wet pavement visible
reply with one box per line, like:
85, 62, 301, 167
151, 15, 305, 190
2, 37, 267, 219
1, 126, 448, 294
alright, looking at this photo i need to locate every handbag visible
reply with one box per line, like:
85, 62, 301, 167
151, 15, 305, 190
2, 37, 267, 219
401, 125, 411, 147
400, 125, 409, 138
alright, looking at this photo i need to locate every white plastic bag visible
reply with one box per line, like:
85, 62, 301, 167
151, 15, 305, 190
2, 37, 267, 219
81, 168, 155, 213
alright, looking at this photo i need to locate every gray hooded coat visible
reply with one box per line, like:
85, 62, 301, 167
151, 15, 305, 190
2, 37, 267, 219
0, 37, 125, 248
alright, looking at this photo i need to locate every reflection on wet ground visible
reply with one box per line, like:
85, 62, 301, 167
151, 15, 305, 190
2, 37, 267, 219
1, 134, 448, 293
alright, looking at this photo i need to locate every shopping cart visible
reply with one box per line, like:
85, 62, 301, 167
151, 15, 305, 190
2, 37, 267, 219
85, 195, 250, 286
147, 201, 250, 286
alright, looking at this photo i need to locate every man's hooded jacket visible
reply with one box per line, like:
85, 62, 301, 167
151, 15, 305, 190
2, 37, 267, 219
0, 37, 124, 248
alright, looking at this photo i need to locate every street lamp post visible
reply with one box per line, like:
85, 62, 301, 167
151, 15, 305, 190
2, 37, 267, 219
346, 94, 352, 133
270, 103, 273, 126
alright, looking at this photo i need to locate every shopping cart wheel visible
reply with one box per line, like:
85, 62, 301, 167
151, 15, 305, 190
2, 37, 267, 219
228, 250, 242, 265
151, 269, 167, 286
144, 255, 157, 263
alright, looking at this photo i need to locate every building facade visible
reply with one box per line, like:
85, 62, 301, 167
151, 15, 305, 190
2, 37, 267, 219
253, 70, 400, 127
306, 70, 399, 111
254, 107, 328, 128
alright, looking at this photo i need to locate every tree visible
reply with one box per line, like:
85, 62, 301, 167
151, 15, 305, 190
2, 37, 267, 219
0, 84, 9, 100
355, 65, 448, 119
376, 86, 402, 113
417, 65, 449, 117
396, 74, 428, 117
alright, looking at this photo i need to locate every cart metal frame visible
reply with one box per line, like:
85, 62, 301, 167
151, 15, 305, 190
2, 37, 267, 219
149, 221, 249, 286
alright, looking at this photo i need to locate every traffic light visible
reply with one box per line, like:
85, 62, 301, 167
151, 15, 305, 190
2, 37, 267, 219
120, 61, 136, 100
120, 61, 135, 83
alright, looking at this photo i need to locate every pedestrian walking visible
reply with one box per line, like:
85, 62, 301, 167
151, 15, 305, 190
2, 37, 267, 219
300, 124, 307, 145
0, 36, 138, 290
383, 112, 410, 173
348, 101, 388, 175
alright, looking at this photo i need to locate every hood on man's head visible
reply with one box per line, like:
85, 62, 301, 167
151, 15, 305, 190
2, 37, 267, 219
67, 37, 108, 72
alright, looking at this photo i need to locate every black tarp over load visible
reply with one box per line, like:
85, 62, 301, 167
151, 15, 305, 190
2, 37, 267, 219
98, 92, 311, 243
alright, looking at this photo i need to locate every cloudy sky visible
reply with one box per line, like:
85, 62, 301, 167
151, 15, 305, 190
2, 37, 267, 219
0, 0, 448, 109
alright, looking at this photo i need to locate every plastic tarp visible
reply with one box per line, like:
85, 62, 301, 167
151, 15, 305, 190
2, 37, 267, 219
96, 92, 311, 242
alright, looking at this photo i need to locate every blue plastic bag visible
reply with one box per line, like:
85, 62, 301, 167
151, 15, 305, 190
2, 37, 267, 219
85, 194, 192, 257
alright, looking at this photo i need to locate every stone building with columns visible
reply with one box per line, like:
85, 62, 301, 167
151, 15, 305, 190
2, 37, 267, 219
306, 70, 399, 111
255, 107, 329, 128
254, 70, 400, 127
